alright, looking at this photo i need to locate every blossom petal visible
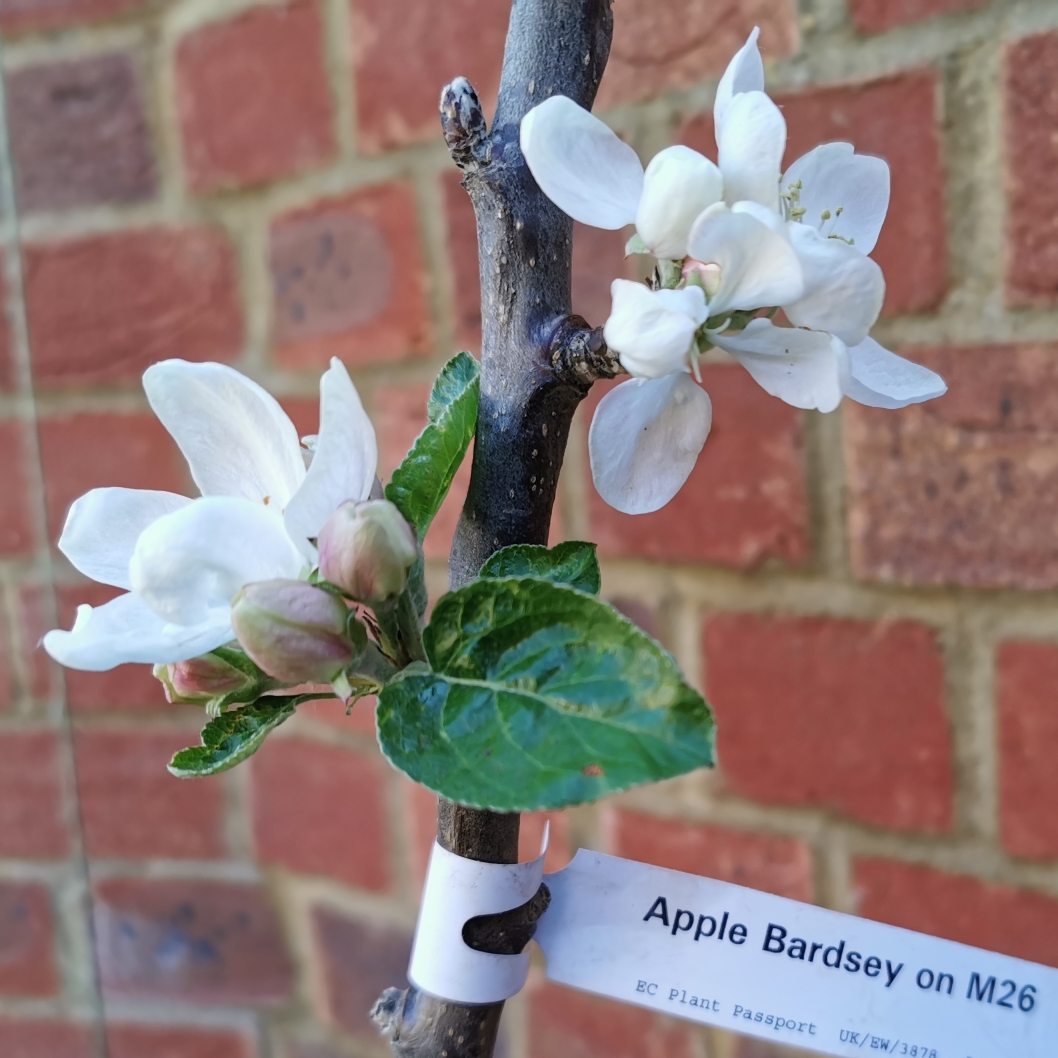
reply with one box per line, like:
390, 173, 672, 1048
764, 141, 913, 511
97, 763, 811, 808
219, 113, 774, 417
603, 280, 706, 379
783, 223, 885, 346
520, 96, 643, 229
284, 358, 377, 558
711, 318, 848, 412
130, 497, 305, 626
717, 90, 785, 211
43, 592, 233, 672
843, 338, 947, 409
589, 374, 711, 514
783, 143, 890, 254
687, 204, 803, 316
143, 360, 305, 508
59, 488, 192, 590
636, 146, 724, 259
714, 26, 764, 137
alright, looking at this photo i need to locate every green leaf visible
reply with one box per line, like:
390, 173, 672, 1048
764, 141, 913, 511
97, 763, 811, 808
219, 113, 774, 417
385, 352, 479, 540
168, 696, 307, 778
377, 577, 714, 810
479, 541, 601, 594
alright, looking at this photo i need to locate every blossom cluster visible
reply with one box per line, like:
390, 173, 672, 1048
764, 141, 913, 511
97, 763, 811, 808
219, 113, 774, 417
521, 28, 947, 514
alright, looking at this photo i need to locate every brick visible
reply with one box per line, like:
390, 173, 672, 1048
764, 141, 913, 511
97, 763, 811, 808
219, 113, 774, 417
51, 583, 169, 711
351, 0, 509, 152
0, 0, 145, 33
850, 0, 987, 33
7, 54, 155, 213
107, 1024, 256, 1058
0, 884, 57, 997
0, 420, 34, 555
596, 0, 798, 109
270, 182, 431, 369
996, 641, 1058, 860
703, 614, 953, 831
0, 1022, 93, 1058
528, 982, 700, 1058
0, 604, 12, 711
520, 810, 574, 873
445, 167, 630, 349
15, 586, 55, 704
0, 251, 13, 393
0, 731, 68, 858
1005, 31, 1058, 306
75, 730, 225, 860
38, 412, 189, 543
176, 0, 334, 192
375, 382, 469, 559
250, 737, 390, 890
854, 858, 1058, 968
587, 365, 809, 567
680, 70, 946, 316
94, 879, 293, 1003
312, 908, 411, 1036
403, 777, 440, 891
845, 343, 1058, 590
609, 810, 813, 902
25, 228, 242, 388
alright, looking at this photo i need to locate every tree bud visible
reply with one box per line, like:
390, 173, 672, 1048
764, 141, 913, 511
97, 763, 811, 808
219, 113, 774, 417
230, 580, 360, 684
317, 500, 419, 605
153, 652, 255, 704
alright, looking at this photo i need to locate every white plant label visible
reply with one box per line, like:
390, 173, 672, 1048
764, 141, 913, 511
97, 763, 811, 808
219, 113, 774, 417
534, 850, 1058, 1057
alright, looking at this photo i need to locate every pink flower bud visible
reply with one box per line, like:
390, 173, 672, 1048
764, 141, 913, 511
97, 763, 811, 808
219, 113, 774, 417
682, 258, 722, 299
230, 580, 361, 684
317, 500, 419, 605
153, 652, 255, 704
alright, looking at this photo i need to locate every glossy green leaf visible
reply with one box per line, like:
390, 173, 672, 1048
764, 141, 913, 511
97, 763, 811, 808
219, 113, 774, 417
168, 695, 311, 778
385, 352, 479, 541
377, 577, 714, 810
479, 541, 601, 594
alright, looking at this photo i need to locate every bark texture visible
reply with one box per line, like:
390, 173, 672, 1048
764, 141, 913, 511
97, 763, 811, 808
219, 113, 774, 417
371, 2, 617, 1055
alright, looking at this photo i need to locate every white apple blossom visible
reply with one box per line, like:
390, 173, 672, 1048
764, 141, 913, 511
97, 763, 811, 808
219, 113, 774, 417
44, 358, 377, 671
580, 29, 946, 515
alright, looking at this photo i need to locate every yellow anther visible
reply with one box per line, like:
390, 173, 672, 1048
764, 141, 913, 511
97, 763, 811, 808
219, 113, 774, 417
820, 209, 831, 221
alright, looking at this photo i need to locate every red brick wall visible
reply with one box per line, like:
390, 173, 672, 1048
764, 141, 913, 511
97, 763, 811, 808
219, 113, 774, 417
1, 1, 1057, 1056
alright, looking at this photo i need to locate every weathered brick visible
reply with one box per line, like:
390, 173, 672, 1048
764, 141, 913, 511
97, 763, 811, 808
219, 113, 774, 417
0, 420, 34, 555
0, 884, 57, 997
75, 730, 225, 860
608, 810, 813, 902
587, 365, 809, 567
351, 0, 509, 152
703, 614, 953, 831
0, 1021, 93, 1058
845, 344, 1058, 590
374, 382, 469, 559
176, 0, 334, 192
1005, 31, 1058, 306
106, 1024, 256, 1058
38, 412, 189, 543
0, 731, 68, 858
312, 908, 411, 1037
680, 70, 946, 316
445, 167, 630, 349
25, 229, 242, 388
996, 641, 1058, 860
0, 0, 145, 33
51, 583, 169, 711
270, 182, 431, 369
528, 982, 700, 1058
850, 0, 987, 33
250, 737, 391, 890
15, 586, 55, 704
854, 858, 1058, 968
596, 0, 798, 109
7, 54, 155, 212
94, 879, 293, 1003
